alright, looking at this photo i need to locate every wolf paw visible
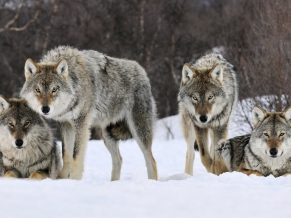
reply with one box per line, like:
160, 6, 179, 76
4, 171, 18, 178
29, 171, 48, 180
217, 139, 231, 153
58, 165, 71, 179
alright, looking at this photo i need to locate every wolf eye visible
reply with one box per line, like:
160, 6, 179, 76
24, 121, 30, 127
280, 133, 285, 137
52, 87, 59, 93
8, 122, 14, 128
208, 95, 214, 100
263, 133, 269, 137
192, 96, 198, 101
35, 88, 40, 93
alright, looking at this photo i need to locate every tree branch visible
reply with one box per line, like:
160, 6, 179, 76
0, 0, 40, 33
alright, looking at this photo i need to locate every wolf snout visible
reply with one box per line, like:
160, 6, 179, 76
42, 106, 50, 114
199, 115, 208, 123
15, 139, 23, 149
269, 148, 278, 157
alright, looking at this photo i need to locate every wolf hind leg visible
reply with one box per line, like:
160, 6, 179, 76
127, 112, 158, 180
182, 113, 195, 176
102, 128, 123, 181
4, 169, 21, 178
59, 121, 75, 179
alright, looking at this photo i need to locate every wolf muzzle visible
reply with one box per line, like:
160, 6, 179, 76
15, 139, 24, 149
269, 148, 278, 158
42, 106, 50, 115
199, 115, 208, 123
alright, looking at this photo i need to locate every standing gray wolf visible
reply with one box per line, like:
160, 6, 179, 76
178, 53, 238, 175
21, 46, 157, 180
217, 106, 291, 177
0, 96, 61, 179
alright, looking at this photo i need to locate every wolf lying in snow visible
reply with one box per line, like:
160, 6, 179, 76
216, 106, 291, 177
0, 96, 61, 179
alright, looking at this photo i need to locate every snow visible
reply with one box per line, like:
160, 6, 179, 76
1, 105, 291, 218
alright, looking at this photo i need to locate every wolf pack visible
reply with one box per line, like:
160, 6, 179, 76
0, 46, 290, 181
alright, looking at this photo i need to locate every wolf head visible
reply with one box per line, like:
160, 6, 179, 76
250, 106, 291, 159
0, 96, 45, 149
178, 62, 228, 124
20, 58, 75, 118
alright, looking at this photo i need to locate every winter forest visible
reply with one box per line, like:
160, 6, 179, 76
1, 0, 291, 118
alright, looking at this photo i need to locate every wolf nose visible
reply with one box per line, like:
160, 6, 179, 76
42, 106, 50, 114
199, 115, 208, 123
270, 148, 278, 156
15, 139, 23, 148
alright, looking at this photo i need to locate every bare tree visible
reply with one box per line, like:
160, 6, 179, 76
0, 0, 39, 33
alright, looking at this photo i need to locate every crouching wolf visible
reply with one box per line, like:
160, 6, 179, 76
217, 106, 291, 177
21, 46, 157, 180
0, 96, 62, 179
178, 53, 238, 175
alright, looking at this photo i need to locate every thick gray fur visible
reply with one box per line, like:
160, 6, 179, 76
217, 134, 250, 172
21, 46, 158, 180
0, 98, 62, 179
218, 108, 291, 177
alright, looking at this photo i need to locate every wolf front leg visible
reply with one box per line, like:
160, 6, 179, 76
211, 150, 230, 175
194, 126, 213, 172
182, 113, 195, 176
282, 172, 291, 177
210, 124, 228, 158
69, 115, 91, 180
210, 125, 229, 175
238, 163, 264, 176
59, 121, 75, 179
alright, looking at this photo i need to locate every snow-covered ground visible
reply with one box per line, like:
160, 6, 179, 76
1, 109, 291, 218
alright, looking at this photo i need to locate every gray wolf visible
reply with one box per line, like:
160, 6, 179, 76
178, 53, 238, 175
0, 96, 62, 179
21, 46, 157, 180
217, 106, 291, 177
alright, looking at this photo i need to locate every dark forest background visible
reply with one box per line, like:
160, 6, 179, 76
1, 0, 291, 122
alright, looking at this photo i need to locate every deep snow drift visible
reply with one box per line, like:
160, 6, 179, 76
0, 106, 291, 218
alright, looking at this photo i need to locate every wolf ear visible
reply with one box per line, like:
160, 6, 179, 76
210, 64, 223, 84
24, 58, 38, 80
252, 106, 266, 127
283, 106, 291, 121
55, 59, 68, 79
182, 63, 195, 85
0, 95, 9, 115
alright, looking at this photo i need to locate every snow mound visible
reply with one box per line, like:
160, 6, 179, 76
159, 173, 192, 182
